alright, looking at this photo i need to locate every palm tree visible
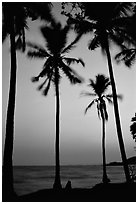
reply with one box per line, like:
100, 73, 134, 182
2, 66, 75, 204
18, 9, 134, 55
83, 74, 115, 183
2, 3, 29, 199
2, 2, 52, 200
62, 2, 135, 182
27, 20, 85, 190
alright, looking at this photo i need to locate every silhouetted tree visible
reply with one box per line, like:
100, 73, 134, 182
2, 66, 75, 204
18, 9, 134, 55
82, 74, 122, 183
62, 2, 135, 182
27, 20, 84, 190
130, 113, 136, 142
2, 2, 52, 200
2, 3, 29, 200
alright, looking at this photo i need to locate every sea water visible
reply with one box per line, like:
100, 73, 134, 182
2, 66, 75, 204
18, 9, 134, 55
13, 165, 126, 196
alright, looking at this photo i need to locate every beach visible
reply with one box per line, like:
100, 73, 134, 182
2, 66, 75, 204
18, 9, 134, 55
3, 165, 134, 202
13, 165, 127, 195
6, 182, 136, 202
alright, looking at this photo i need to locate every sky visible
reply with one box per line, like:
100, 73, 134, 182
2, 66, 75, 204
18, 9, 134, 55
2, 2, 136, 165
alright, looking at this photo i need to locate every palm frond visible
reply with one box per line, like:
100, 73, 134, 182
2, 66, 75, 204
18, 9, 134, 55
31, 76, 39, 82
63, 57, 78, 65
27, 42, 50, 57
27, 50, 48, 59
79, 58, 85, 67
105, 96, 113, 104
43, 78, 51, 96
106, 94, 113, 98
88, 35, 101, 51
60, 24, 71, 49
115, 48, 136, 68
63, 57, 85, 67
106, 93, 123, 101
62, 33, 83, 54
64, 69, 82, 84
114, 2, 134, 18
80, 91, 96, 97
37, 78, 48, 90
112, 16, 136, 46
85, 100, 95, 114
60, 61, 83, 84
31, 59, 52, 83
68, 17, 93, 34
38, 62, 52, 79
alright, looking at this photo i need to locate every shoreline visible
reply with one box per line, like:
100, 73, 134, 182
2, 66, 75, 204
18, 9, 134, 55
6, 182, 136, 202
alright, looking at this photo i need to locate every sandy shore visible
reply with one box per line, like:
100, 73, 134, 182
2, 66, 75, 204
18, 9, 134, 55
9, 182, 135, 202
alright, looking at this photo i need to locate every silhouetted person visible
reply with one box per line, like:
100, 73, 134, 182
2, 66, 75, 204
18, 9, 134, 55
65, 180, 72, 190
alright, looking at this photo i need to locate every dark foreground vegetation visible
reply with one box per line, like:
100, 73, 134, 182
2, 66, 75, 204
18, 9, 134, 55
4, 182, 136, 202
107, 156, 136, 166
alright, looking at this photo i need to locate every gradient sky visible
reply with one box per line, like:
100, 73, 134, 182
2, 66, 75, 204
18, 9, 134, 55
2, 3, 136, 165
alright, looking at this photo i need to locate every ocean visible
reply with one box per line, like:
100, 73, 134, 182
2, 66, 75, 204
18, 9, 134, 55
13, 165, 127, 196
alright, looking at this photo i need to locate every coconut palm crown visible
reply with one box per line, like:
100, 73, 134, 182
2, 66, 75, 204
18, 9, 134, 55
27, 22, 84, 94
2, 3, 29, 51
84, 74, 113, 119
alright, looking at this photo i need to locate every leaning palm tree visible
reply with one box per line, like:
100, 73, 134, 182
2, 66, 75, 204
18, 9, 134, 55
2, 2, 52, 200
82, 74, 115, 183
27, 20, 85, 190
62, 2, 135, 182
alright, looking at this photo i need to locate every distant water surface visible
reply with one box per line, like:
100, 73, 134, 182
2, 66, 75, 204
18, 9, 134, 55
14, 165, 126, 196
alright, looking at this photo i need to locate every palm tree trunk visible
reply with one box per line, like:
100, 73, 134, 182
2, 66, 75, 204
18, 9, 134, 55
104, 35, 131, 182
3, 15, 17, 200
101, 115, 108, 183
53, 68, 62, 190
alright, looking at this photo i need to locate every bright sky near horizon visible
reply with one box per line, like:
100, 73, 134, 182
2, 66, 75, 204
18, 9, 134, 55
2, 2, 136, 165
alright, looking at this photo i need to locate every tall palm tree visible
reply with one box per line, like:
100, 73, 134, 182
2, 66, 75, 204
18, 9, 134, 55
27, 20, 85, 190
2, 2, 52, 200
62, 2, 135, 182
2, 3, 29, 199
83, 74, 115, 183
